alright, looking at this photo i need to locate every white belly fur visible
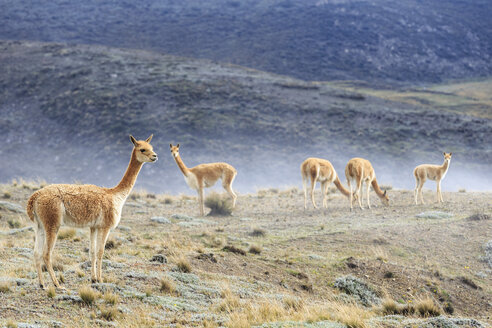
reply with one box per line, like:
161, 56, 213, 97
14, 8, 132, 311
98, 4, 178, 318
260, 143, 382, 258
185, 174, 199, 190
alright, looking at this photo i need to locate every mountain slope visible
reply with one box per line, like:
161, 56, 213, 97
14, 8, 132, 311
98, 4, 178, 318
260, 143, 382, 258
0, 40, 491, 192
0, 0, 491, 83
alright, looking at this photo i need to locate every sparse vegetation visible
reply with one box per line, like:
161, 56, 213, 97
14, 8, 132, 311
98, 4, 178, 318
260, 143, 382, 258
205, 192, 233, 216
175, 256, 192, 273
248, 244, 262, 254
160, 277, 176, 295
222, 245, 246, 256
79, 285, 97, 305
380, 297, 441, 317
0, 281, 11, 293
47, 286, 56, 298
99, 306, 118, 321
103, 292, 118, 305
7, 218, 22, 229
250, 228, 266, 237
3, 191, 12, 199
58, 228, 76, 240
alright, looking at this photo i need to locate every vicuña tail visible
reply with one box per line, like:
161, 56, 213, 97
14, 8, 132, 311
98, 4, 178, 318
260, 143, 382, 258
26, 192, 37, 222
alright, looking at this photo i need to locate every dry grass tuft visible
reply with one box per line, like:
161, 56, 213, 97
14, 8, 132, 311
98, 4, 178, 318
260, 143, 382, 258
6, 320, 17, 328
7, 218, 22, 229
205, 192, 234, 216
223, 245, 246, 256
283, 296, 304, 311
99, 306, 118, 321
248, 244, 262, 255
47, 286, 56, 298
58, 228, 76, 240
0, 281, 11, 293
79, 285, 98, 305
103, 292, 119, 305
217, 287, 241, 313
160, 277, 176, 295
415, 297, 442, 317
250, 228, 266, 237
2, 191, 12, 199
175, 256, 192, 273
380, 297, 441, 317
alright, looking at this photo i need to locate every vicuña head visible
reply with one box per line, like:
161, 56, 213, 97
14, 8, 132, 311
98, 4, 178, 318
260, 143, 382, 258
26, 134, 157, 290
443, 152, 452, 161
380, 189, 389, 206
170, 143, 180, 158
132, 134, 158, 162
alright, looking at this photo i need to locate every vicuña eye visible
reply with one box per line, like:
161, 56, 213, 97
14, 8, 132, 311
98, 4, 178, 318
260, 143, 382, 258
140, 149, 146, 153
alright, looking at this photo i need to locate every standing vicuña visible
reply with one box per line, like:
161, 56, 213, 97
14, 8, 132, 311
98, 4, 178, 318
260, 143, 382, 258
26, 135, 157, 289
170, 144, 237, 216
413, 152, 452, 205
345, 158, 389, 210
301, 157, 353, 209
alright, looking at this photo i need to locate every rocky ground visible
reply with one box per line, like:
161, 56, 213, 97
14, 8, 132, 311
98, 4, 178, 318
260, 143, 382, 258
0, 181, 491, 327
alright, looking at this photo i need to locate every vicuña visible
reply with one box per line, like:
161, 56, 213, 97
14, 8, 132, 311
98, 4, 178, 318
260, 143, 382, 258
300, 157, 353, 209
26, 135, 157, 289
170, 144, 237, 216
413, 152, 452, 204
345, 158, 389, 210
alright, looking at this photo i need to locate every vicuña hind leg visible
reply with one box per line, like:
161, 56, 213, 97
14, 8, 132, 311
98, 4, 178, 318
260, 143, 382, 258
43, 225, 62, 289
198, 186, 205, 216
356, 179, 363, 210
366, 181, 371, 209
223, 174, 237, 208
33, 222, 46, 289
90, 227, 97, 282
310, 176, 318, 209
347, 179, 354, 211
302, 176, 308, 210
321, 181, 328, 208
95, 227, 111, 283
414, 177, 419, 205
418, 179, 426, 204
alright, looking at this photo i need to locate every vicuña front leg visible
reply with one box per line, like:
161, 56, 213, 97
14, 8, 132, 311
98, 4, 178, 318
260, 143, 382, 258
96, 227, 111, 283
321, 181, 328, 208
366, 182, 371, 209
437, 181, 443, 203
198, 187, 205, 216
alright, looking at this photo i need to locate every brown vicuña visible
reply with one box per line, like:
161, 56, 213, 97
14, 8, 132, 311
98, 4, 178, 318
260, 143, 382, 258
413, 152, 452, 204
345, 157, 389, 210
170, 144, 237, 216
26, 135, 157, 289
300, 157, 353, 209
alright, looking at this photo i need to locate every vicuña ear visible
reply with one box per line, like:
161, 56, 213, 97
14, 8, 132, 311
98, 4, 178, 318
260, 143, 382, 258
130, 135, 138, 146
449, 152, 452, 156
177, 143, 180, 148
383, 190, 387, 196
443, 152, 446, 156
146, 134, 153, 143
169, 143, 173, 148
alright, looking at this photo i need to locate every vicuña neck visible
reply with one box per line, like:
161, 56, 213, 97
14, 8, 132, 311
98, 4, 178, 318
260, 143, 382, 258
174, 155, 190, 176
112, 150, 143, 196
441, 160, 450, 172
334, 176, 351, 197
371, 179, 386, 198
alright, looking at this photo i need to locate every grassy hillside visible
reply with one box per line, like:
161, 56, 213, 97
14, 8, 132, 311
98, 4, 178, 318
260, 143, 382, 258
0, 0, 491, 84
0, 40, 491, 193
328, 79, 492, 119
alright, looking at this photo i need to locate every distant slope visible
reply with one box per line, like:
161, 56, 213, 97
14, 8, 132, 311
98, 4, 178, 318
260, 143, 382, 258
328, 79, 492, 119
0, 0, 491, 84
0, 41, 491, 192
